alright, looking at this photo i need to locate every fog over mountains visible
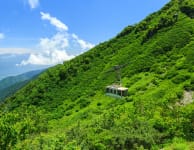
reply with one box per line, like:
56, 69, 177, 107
0, 54, 47, 80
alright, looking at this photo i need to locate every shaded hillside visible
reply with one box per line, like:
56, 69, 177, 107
1, 0, 194, 149
0, 70, 43, 101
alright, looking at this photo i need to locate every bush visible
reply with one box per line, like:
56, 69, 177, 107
183, 82, 194, 91
97, 102, 102, 106
94, 143, 106, 150
165, 69, 177, 79
172, 74, 190, 84
65, 110, 72, 116
180, 5, 194, 19
165, 138, 190, 150
77, 98, 91, 109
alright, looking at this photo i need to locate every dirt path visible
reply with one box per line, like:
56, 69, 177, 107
180, 91, 194, 105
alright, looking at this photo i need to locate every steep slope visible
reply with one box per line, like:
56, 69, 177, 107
0, 80, 29, 102
0, 70, 43, 101
1, 0, 194, 149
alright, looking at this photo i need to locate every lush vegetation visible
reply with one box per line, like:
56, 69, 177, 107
1, 0, 194, 149
0, 70, 43, 101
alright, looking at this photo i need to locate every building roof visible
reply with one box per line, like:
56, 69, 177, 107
106, 84, 128, 91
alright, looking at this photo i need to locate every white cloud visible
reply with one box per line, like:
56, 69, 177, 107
0, 48, 31, 55
40, 12, 94, 50
0, 33, 5, 40
28, 0, 39, 9
40, 12, 68, 31
18, 12, 95, 66
19, 50, 74, 66
18, 33, 74, 66
39, 33, 69, 50
72, 34, 95, 50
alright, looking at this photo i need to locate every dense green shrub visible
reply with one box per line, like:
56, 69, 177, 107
172, 73, 190, 84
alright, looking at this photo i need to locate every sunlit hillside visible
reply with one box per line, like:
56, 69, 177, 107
1, 0, 194, 149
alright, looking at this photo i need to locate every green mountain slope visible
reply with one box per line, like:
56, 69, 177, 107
1, 0, 194, 149
0, 80, 29, 102
0, 70, 43, 102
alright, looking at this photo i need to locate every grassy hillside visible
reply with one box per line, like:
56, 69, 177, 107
1, 0, 194, 149
0, 70, 43, 102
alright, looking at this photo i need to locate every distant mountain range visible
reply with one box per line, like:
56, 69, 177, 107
0, 70, 44, 101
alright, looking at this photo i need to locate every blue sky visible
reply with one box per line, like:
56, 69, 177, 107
0, 0, 170, 79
